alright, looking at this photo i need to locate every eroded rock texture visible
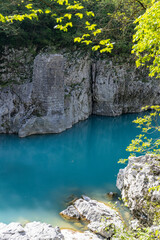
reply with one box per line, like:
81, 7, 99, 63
0, 51, 92, 137
117, 155, 160, 225
60, 196, 123, 239
0, 222, 64, 240
0, 48, 160, 137
93, 60, 160, 116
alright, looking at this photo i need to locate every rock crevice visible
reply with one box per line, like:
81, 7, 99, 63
0, 50, 160, 137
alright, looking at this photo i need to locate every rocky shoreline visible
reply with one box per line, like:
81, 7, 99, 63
117, 154, 160, 225
0, 155, 159, 239
0, 195, 124, 240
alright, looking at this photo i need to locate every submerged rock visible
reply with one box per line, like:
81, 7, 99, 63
106, 192, 117, 199
81, 195, 91, 202
0, 197, 123, 240
64, 194, 78, 207
117, 154, 160, 225
0, 197, 124, 240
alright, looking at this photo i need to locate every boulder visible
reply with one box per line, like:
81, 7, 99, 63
88, 221, 115, 238
0, 223, 26, 240
74, 198, 122, 227
24, 222, 64, 240
60, 197, 123, 238
0, 222, 64, 240
60, 205, 81, 220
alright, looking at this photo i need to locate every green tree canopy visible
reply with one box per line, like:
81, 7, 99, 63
0, 0, 115, 53
0, 0, 160, 76
132, 0, 160, 78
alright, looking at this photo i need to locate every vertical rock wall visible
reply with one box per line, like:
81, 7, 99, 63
18, 52, 92, 137
93, 60, 160, 116
0, 48, 160, 137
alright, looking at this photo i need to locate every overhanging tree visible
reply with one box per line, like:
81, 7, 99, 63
132, 0, 160, 78
1, 0, 158, 58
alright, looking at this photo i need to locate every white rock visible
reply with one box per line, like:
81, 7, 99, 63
88, 221, 115, 238
0, 221, 64, 240
0, 222, 27, 240
74, 198, 122, 228
130, 219, 140, 230
60, 205, 81, 220
24, 222, 64, 240
61, 229, 103, 240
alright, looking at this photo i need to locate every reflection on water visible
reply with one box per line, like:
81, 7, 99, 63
0, 114, 142, 228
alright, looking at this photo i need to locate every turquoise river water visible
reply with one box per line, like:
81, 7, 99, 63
0, 114, 142, 229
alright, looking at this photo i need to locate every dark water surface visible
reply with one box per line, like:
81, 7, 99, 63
0, 114, 141, 228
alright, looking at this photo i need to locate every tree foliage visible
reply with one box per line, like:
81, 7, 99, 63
132, 0, 160, 78
0, 0, 160, 75
0, 0, 154, 55
0, 0, 115, 54
119, 105, 160, 164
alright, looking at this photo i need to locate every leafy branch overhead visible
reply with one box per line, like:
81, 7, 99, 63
0, 0, 160, 77
0, 0, 114, 54
132, 0, 160, 78
119, 105, 160, 164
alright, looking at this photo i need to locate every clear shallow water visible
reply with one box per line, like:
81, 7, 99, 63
0, 114, 142, 228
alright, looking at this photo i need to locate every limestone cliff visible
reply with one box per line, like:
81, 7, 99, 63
117, 155, 160, 225
0, 50, 92, 137
0, 48, 160, 137
93, 60, 160, 116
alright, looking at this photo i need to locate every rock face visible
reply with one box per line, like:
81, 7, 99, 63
0, 48, 160, 137
93, 60, 160, 116
0, 51, 92, 137
19, 53, 92, 137
117, 155, 160, 225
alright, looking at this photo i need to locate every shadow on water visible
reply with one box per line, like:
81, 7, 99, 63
0, 114, 143, 227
